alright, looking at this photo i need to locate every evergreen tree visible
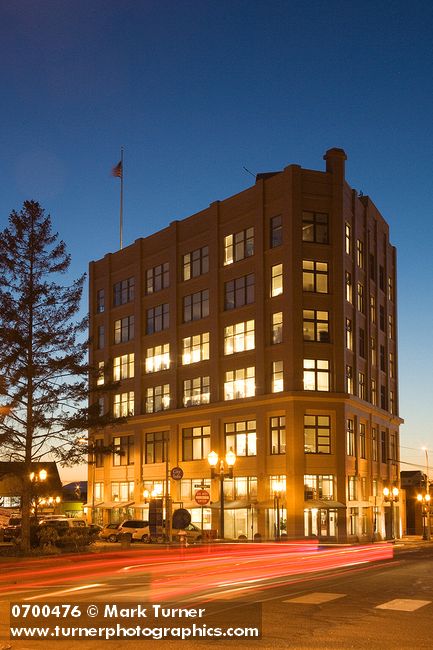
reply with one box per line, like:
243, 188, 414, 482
0, 201, 116, 552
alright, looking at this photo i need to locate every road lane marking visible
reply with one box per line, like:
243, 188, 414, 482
376, 599, 431, 612
284, 592, 346, 604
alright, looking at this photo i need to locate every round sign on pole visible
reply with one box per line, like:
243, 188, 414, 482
195, 489, 210, 506
171, 466, 184, 480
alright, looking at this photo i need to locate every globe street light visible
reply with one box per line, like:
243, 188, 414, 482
272, 480, 284, 541
417, 493, 431, 540
208, 448, 236, 540
383, 486, 399, 540
29, 469, 47, 519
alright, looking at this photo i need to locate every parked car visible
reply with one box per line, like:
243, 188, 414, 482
173, 523, 203, 543
99, 523, 121, 542
117, 519, 150, 542
3, 516, 22, 542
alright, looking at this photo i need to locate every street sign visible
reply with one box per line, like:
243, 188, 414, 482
171, 467, 184, 480
195, 489, 210, 506
193, 483, 210, 489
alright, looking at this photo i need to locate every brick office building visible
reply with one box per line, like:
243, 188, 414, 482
88, 148, 401, 542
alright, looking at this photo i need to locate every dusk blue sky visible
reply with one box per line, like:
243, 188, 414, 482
1, 1, 432, 482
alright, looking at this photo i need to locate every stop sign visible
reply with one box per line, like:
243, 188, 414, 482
195, 489, 210, 506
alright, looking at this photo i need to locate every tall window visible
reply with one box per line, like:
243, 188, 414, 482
182, 426, 210, 461
224, 227, 254, 265
270, 215, 282, 247
145, 431, 168, 464
182, 333, 209, 365
345, 223, 351, 254
380, 384, 387, 410
369, 253, 376, 281
113, 277, 135, 306
145, 385, 170, 413
357, 282, 364, 313
346, 419, 355, 456
145, 343, 170, 373
346, 365, 353, 394
113, 392, 134, 417
94, 438, 104, 468
272, 361, 284, 393
370, 295, 376, 323
379, 265, 385, 291
379, 305, 385, 331
372, 428, 378, 461
97, 325, 105, 349
390, 390, 395, 414
183, 290, 209, 322
304, 475, 334, 500
97, 361, 104, 386
356, 240, 364, 268
96, 289, 105, 313
348, 476, 357, 501
359, 327, 365, 358
183, 376, 210, 407
303, 359, 329, 391
388, 314, 394, 339
380, 345, 385, 372
224, 476, 258, 500
346, 318, 352, 350
389, 352, 395, 378
271, 264, 283, 297
146, 262, 169, 294
302, 211, 329, 243
303, 310, 329, 342
358, 372, 366, 400
225, 420, 256, 456
224, 320, 255, 355
304, 415, 331, 454
114, 316, 134, 344
359, 423, 366, 458
303, 260, 328, 293
371, 337, 377, 366
345, 271, 352, 302
182, 246, 209, 281
272, 312, 283, 344
113, 353, 134, 381
94, 482, 104, 501
270, 416, 286, 454
224, 367, 255, 400
113, 435, 134, 466
381, 431, 387, 462
146, 303, 169, 334
388, 276, 394, 301
224, 274, 255, 310
111, 481, 134, 502
371, 379, 377, 405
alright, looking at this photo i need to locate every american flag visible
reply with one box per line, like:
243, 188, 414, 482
112, 160, 122, 178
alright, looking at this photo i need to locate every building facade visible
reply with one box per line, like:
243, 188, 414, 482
88, 147, 401, 542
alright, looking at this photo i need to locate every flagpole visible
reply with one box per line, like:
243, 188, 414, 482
119, 147, 124, 250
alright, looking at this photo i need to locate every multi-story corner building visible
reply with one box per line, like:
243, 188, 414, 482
88, 148, 401, 542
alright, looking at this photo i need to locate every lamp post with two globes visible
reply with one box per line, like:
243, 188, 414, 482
207, 449, 236, 540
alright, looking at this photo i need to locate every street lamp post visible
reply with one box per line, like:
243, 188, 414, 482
422, 447, 430, 541
208, 449, 236, 540
383, 486, 399, 540
272, 480, 284, 541
417, 492, 431, 540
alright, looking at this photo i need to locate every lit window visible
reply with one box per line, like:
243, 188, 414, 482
97, 361, 104, 386
345, 271, 352, 303
358, 372, 366, 400
346, 365, 353, 394
303, 260, 328, 293
270, 416, 286, 454
112, 436, 134, 467
304, 474, 334, 500
145, 385, 170, 413
303, 310, 329, 342
345, 318, 352, 350
113, 392, 134, 417
224, 367, 255, 400
182, 246, 209, 281
371, 379, 377, 405
145, 344, 170, 373
357, 283, 364, 313
370, 295, 376, 323
224, 227, 254, 265
272, 312, 283, 344
272, 361, 284, 393
224, 320, 255, 355
304, 415, 331, 454
359, 423, 366, 458
271, 264, 283, 297
183, 376, 210, 407
113, 353, 134, 381
182, 333, 209, 365
346, 419, 355, 456
345, 223, 351, 254
388, 276, 394, 301
303, 359, 329, 391
356, 240, 364, 268
225, 420, 256, 456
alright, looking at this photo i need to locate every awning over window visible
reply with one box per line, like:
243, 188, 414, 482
97, 501, 135, 509
304, 500, 346, 509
